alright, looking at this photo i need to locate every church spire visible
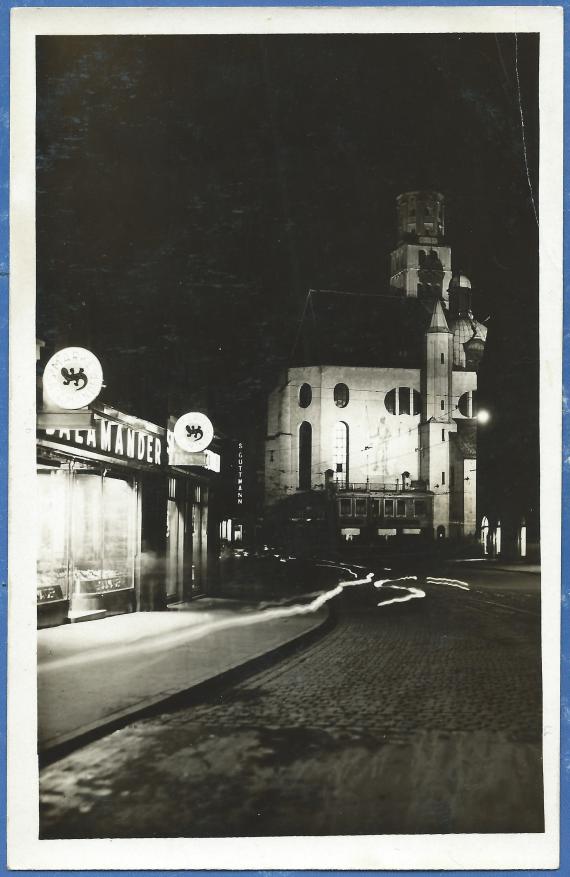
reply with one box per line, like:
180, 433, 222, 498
427, 298, 450, 333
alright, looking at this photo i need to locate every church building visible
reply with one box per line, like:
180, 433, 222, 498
263, 191, 488, 547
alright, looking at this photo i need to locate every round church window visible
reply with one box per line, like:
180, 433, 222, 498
458, 390, 478, 418
385, 387, 421, 415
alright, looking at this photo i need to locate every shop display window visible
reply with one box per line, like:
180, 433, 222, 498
72, 471, 103, 593
70, 468, 137, 596
37, 467, 70, 602
102, 475, 136, 592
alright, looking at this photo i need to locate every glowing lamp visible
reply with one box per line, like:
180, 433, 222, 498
476, 409, 491, 425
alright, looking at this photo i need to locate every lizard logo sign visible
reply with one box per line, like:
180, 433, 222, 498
173, 412, 214, 454
43, 347, 103, 409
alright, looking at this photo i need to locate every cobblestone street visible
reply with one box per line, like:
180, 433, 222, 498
39, 566, 543, 837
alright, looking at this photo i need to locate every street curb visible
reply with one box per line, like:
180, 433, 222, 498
450, 562, 541, 576
39, 603, 336, 766
491, 566, 541, 576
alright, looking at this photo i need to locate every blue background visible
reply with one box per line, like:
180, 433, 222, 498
0, 0, 566, 874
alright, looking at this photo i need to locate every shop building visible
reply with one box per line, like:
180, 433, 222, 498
37, 406, 220, 628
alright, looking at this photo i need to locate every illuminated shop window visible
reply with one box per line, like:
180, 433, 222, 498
334, 383, 349, 408
371, 499, 380, 517
384, 499, 394, 517
72, 470, 136, 598
396, 499, 406, 517
298, 421, 312, 489
339, 498, 352, 517
519, 518, 527, 558
298, 383, 312, 408
37, 467, 71, 601
494, 520, 502, 555
480, 516, 489, 555
385, 387, 421, 415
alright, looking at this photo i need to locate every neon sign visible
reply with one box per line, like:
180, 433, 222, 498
237, 441, 244, 506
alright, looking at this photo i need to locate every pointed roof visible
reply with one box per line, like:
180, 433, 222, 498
427, 298, 451, 334
291, 291, 435, 369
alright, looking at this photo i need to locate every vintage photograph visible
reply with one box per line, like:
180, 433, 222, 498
8, 6, 563, 868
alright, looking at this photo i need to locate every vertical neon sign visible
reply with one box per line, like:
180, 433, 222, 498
237, 442, 244, 507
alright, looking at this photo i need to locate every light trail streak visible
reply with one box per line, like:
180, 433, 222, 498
375, 584, 426, 608
373, 575, 418, 589
373, 574, 425, 608
427, 576, 470, 591
41, 558, 428, 674
39, 565, 375, 672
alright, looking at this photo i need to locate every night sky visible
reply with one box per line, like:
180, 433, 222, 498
36, 32, 540, 524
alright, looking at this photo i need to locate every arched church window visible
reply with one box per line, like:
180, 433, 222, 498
298, 383, 312, 408
298, 422, 312, 489
334, 383, 349, 408
334, 421, 349, 485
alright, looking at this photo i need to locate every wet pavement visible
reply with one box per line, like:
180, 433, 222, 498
39, 564, 543, 837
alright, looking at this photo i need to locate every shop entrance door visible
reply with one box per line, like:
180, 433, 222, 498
189, 483, 207, 596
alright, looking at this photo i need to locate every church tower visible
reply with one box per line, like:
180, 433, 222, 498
419, 298, 457, 537
389, 191, 453, 306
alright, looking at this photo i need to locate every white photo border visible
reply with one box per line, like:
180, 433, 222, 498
8, 5, 563, 871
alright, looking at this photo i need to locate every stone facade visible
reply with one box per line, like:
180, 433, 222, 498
264, 191, 486, 543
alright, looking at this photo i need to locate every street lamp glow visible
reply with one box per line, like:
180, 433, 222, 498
477, 409, 491, 425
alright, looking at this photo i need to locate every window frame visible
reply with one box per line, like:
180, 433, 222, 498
414, 499, 427, 517
298, 383, 312, 409
354, 498, 367, 518
333, 382, 349, 409
298, 421, 312, 489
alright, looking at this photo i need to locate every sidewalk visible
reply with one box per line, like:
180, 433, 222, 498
38, 595, 330, 754
450, 558, 541, 575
